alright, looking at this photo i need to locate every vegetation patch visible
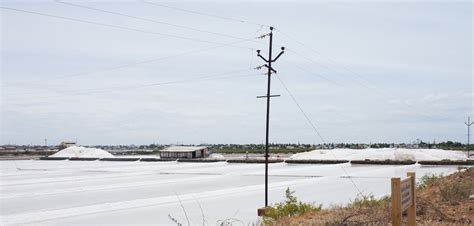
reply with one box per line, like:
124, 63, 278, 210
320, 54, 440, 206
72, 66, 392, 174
271, 168, 474, 225
417, 173, 442, 191
261, 188, 322, 224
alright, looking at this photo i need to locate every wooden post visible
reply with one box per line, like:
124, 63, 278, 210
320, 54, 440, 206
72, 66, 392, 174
391, 177, 402, 226
392, 172, 416, 226
407, 172, 416, 226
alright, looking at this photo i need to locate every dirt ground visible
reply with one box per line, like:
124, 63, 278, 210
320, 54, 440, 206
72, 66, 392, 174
272, 167, 474, 225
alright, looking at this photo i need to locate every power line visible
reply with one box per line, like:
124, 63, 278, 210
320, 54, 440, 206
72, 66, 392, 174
285, 49, 368, 88
0, 6, 255, 47
280, 57, 343, 87
275, 73, 363, 197
55, 0, 258, 42
275, 27, 374, 84
288, 47, 448, 121
275, 29, 448, 121
5, 69, 257, 103
142, 1, 269, 28
275, 74, 325, 143
3, 38, 255, 90
8, 69, 254, 100
275, 28, 410, 95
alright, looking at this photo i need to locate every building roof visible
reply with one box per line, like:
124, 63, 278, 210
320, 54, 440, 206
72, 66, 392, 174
159, 146, 208, 153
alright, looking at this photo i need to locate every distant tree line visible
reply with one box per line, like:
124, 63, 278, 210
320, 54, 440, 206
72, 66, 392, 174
2, 140, 473, 155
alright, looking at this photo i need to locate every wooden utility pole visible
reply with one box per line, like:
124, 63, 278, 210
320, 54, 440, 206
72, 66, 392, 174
256, 26, 285, 207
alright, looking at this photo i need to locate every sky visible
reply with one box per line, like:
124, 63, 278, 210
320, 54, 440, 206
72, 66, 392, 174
1, 0, 472, 145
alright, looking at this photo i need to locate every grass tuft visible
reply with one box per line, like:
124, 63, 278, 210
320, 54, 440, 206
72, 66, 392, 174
417, 173, 442, 191
261, 187, 321, 224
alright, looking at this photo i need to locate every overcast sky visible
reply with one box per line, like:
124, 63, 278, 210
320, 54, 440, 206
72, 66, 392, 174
1, 0, 472, 145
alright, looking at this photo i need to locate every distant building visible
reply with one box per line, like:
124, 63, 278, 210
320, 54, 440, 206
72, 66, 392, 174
159, 146, 212, 159
2, 146, 17, 151
60, 141, 76, 147
58, 141, 77, 150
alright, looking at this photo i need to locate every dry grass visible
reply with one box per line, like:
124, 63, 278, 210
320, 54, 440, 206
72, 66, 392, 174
269, 167, 474, 226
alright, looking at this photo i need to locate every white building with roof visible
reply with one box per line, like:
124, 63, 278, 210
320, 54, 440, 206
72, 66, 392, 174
159, 146, 212, 159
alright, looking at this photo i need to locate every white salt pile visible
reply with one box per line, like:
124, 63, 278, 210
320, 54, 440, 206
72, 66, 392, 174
290, 148, 467, 161
50, 146, 114, 158
209, 153, 225, 159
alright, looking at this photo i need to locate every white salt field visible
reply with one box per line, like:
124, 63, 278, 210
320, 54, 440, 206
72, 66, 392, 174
0, 159, 466, 225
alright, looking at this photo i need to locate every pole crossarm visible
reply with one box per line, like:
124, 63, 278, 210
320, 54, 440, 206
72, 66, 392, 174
264, 65, 277, 74
257, 51, 269, 62
465, 116, 473, 126
257, 94, 281, 98
272, 47, 285, 62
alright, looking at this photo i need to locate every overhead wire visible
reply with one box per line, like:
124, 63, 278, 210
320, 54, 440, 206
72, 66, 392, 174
274, 28, 399, 91
275, 73, 363, 197
275, 28, 375, 83
285, 49, 370, 88
54, 0, 260, 42
1, 4, 264, 97
142, 1, 269, 28
5, 68, 258, 103
274, 29, 386, 93
3, 37, 256, 90
275, 74, 326, 143
0, 6, 255, 47
280, 58, 343, 87
274, 28, 448, 120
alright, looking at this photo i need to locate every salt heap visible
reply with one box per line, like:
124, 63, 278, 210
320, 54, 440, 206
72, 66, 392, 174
50, 146, 114, 158
290, 148, 467, 161
209, 153, 225, 159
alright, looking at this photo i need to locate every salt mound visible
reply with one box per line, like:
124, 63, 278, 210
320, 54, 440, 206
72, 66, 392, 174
290, 148, 467, 161
50, 146, 114, 158
209, 153, 225, 159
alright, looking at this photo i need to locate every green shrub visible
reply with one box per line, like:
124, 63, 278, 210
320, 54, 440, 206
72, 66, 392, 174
417, 173, 442, 191
262, 188, 321, 223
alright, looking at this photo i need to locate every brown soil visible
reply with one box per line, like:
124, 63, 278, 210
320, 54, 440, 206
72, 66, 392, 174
272, 167, 474, 225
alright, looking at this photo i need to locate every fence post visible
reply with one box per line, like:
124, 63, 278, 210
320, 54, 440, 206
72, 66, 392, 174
407, 172, 416, 226
391, 177, 402, 226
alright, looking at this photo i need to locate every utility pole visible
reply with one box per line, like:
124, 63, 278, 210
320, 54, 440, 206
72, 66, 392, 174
465, 117, 473, 158
256, 26, 285, 208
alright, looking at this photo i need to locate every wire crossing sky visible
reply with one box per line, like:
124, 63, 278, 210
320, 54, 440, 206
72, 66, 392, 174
1, 0, 472, 145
